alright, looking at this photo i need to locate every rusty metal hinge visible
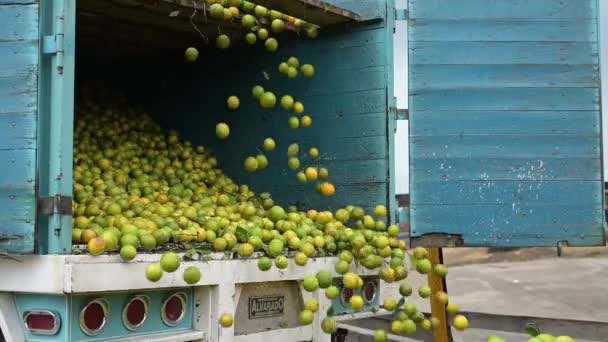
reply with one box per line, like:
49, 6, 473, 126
38, 195, 72, 216
390, 107, 409, 120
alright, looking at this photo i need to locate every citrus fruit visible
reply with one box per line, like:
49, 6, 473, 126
299, 309, 314, 325
213, 237, 228, 251
446, 303, 459, 315
537, 335, 557, 342
263, 137, 276, 151
254, 5, 267, 17
101, 231, 118, 250
399, 283, 412, 297
216, 34, 230, 49
183, 266, 201, 284
305, 299, 319, 312
265, 38, 278, 52
184, 47, 199, 62
418, 285, 431, 298
343, 272, 359, 289
238, 243, 254, 257
268, 238, 284, 256
350, 295, 364, 310
293, 101, 304, 113
160, 252, 181, 272
210, 3, 225, 19
260, 91, 276, 108
487, 336, 506, 342
278, 62, 289, 74
403, 319, 417, 335
275, 255, 288, 269
300, 115, 312, 128
413, 246, 428, 259
421, 319, 432, 331
140, 234, 157, 251
223, 9, 232, 20
320, 182, 335, 196
287, 57, 300, 68
316, 270, 333, 288
288, 116, 300, 129
145, 263, 163, 282
374, 329, 388, 342
244, 157, 258, 172
258, 256, 272, 271
387, 225, 399, 237
335, 260, 350, 274
301, 64, 315, 78
242, 14, 255, 28
228, 6, 239, 16
555, 337, 574, 342
383, 297, 397, 311
453, 314, 468, 330
81, 229, 96, 243
416, 259, 432, 274
294, 252, 308, 265
374, 205, 387, 217
244, 32, 257, 44
281, 95, 294, 110
296, 172, 307, 183
287, 143, 299, 156
287, 67, 298, 78
391, 320, 404, 334
87, 237, 106, 256
288, 157, 300, 170
435, 291, 449, 305
220, 313, 233, 327
321, 317, 337, 334
434, 264, 448, 277
119, 245, 137, 261
257, 28, 269, 40
255, 155, 268, 170
215, 122, 230, 139
306, 28, 318, 39
226, 96, 240, 110
302, 276, 319, 292
271, 19, 285, 33
325, 285, 339, 299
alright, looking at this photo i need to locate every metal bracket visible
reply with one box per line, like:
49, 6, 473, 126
410, 233, 465, 248
38, 196, 72, 216
390, 107, 409, 120
394, 8, 408, 21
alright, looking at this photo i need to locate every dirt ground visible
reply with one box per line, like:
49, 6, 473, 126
442, 245, 608, 266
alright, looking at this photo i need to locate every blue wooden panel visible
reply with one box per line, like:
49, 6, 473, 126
409, 19, 597, 42
409, 42, 598, 65
411, 136, 600, 159
410, 65, 600, 90
411, 88, 600, 111
412, 157, 601, 182
409, 0, 597, 19
408, 0, 603, 247
0, 112, 36, 150
0, 2, 38, 254
410, 111, 599, 136
413, 180, 601, 205
136, 17, 393, 215
410, 205, 604, 247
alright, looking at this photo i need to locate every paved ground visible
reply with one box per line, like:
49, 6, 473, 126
346, 257, 608, 341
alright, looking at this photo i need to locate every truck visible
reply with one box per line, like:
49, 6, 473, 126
0, 0, 604, 341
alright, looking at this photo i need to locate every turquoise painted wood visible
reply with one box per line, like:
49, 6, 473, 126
408, 0, 605, 247
0, 2, 39, 254
128, 3, 395, 215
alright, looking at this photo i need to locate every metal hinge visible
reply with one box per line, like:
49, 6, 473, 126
394, 8, 408, 21
42, 34, 63, 55
390, 107, 409, 120
38, 196, 72, 216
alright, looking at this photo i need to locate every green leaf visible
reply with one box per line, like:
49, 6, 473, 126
397, 297, 405, 308
183, 248, 196, 260
326, 306, 335, 317
525, 326, 540, 337
235, 227, 250, 243
196, 246, 213, 255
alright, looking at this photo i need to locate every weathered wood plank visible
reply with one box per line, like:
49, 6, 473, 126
408, 0, 597, 19
0, 149, 35, 188
411, 157, 601, 182
409, 19, 597, 42
409, 42, 598, 65
409, 111, 599, 136
0, 188, 36, 254
410, 65, 600, 90
412, 180, 602, 205
410, 88, 600, 111
411, 135, 600, 159
0, 4, 38, 40
410, 205, 604, 247
0, 112, 36, 150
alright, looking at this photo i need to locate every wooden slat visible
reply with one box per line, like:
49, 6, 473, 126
409, 19, 598, 42
408, 0, 597, 19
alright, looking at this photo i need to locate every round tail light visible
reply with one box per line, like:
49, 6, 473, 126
340, 288, 354, 306
80, 299, 109, 336
23, 310, 60, 335
122, 295, 150, 330
363, 281, 377, 303
161, 292, 186, 326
